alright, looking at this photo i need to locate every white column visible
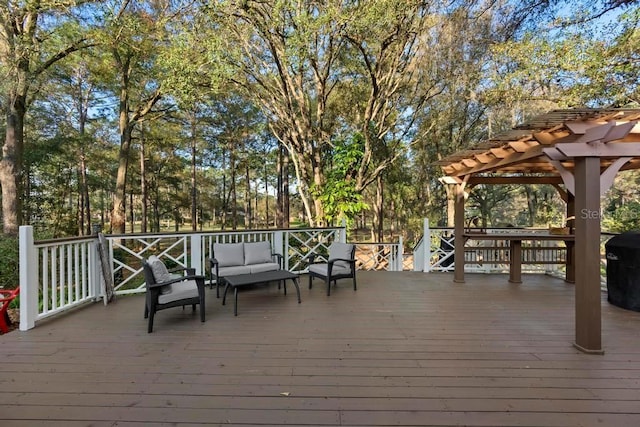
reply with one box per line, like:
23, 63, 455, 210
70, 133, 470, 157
424, 218, 431, 272
191, 233, 203, 275
19, 226, 37, 331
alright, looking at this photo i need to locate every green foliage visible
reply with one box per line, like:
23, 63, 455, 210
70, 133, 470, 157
0, 235, 19, 290
317, 133, 369, 225
603, 201, 640, 232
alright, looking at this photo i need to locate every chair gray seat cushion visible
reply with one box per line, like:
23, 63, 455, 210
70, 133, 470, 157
309, 263, 351, 276
158, 280, 200, 304
249, 262, 281, 274
218, 265, 253, 277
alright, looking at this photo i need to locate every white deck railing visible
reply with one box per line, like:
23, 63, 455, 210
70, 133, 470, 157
18, 225, 405, 331
21, 220, 602, 331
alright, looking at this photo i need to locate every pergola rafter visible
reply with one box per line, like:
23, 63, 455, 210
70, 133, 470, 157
436, 108, 640, 354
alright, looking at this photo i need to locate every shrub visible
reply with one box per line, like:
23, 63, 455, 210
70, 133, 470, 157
0, 235, 19, 290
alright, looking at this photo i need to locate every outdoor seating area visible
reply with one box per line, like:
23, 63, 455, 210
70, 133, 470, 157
308, 242, 358, 296
2, 271, 640, 425
142, 256, 206, 333
208, 241, 283, 297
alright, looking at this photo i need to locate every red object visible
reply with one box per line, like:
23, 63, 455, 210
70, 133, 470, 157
0, 288, 19, 333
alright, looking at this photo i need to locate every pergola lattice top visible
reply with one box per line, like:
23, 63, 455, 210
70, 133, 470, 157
436, 108, 640, 181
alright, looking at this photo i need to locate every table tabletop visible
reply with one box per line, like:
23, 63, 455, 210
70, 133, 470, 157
224, 269, 299, 287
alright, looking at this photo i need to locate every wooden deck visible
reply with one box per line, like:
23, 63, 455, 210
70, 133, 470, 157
2, 271, 640, 426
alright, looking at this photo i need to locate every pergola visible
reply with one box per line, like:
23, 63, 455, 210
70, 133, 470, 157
436, 108, 640, 354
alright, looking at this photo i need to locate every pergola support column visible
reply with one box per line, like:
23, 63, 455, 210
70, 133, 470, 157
566, 193, 576, 284
573, 157, 603, 354
453, 184, 466, 283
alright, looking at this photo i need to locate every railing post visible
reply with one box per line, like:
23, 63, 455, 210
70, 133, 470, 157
191, 233, 203, 275
90, 236, 102, 301
424, 218, 431, 272
273, 230, 289, 270
340, 218, 347, 243
19, 226, 37, 331
397, 236, 404, 271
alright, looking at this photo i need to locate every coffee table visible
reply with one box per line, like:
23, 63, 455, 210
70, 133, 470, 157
222, 270, 301, 316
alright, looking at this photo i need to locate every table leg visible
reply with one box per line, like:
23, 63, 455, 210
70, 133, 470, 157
283, 280, 287, 295
234, 288, 238, 316
293, 277, 301, 303
509, 239, 522, 284
222, 284, 230, 305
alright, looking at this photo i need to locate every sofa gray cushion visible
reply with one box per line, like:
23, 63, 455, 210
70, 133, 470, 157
214, 242, 244, 267
244, 241, 273, 265
218, 265, 252, 277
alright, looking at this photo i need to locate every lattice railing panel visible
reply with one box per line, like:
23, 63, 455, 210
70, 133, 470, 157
284, 228, 343, 272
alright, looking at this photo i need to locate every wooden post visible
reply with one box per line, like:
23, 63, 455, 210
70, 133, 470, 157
453, 185, 466, 283
508, 239, 522, 284
566, 193, 576, 283
573, 157, 603, 354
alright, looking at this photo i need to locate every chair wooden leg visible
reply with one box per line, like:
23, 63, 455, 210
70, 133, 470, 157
308, 274, 313, 289
147, 311, 155, 333
326, 277, 331, 296
353, 277, 357, 291
0, 312, 10, 334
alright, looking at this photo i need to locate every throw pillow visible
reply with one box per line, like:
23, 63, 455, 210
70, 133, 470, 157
147, 255, 173, 283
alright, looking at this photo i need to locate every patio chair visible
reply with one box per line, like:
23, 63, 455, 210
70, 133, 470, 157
308, 242, 357, 296
0, 287, 19, 334
142, 256, 206, 333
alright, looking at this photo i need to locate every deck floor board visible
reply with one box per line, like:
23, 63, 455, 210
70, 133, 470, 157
2, 271, 640, 426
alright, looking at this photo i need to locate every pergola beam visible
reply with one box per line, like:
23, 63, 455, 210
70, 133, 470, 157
467, 176, 564, 185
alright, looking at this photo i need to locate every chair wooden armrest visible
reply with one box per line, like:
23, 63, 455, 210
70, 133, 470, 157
169, 266, 196, 275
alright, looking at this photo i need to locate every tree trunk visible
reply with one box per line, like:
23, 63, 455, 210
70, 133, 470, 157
371, 174, 384, 242
283, 150, 290, 228
445, 185, 456, 227
190, 116, 197, 231
1, 90, 26, 235
140, 134, 147, 233
129, 192, 134, 233
79, 153, 91, 235
525, 185, 535, 226
244, 164, 251, 229
112, 116, 132, 234
230, 153, 237, 230
264, 157, 269, 228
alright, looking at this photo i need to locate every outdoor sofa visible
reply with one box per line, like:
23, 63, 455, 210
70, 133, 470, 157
208, 241, 283, 297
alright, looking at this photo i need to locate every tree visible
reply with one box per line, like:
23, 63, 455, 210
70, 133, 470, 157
196, 1, 442, 229
95, 0, 176, 233
0, 1, 94, 235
